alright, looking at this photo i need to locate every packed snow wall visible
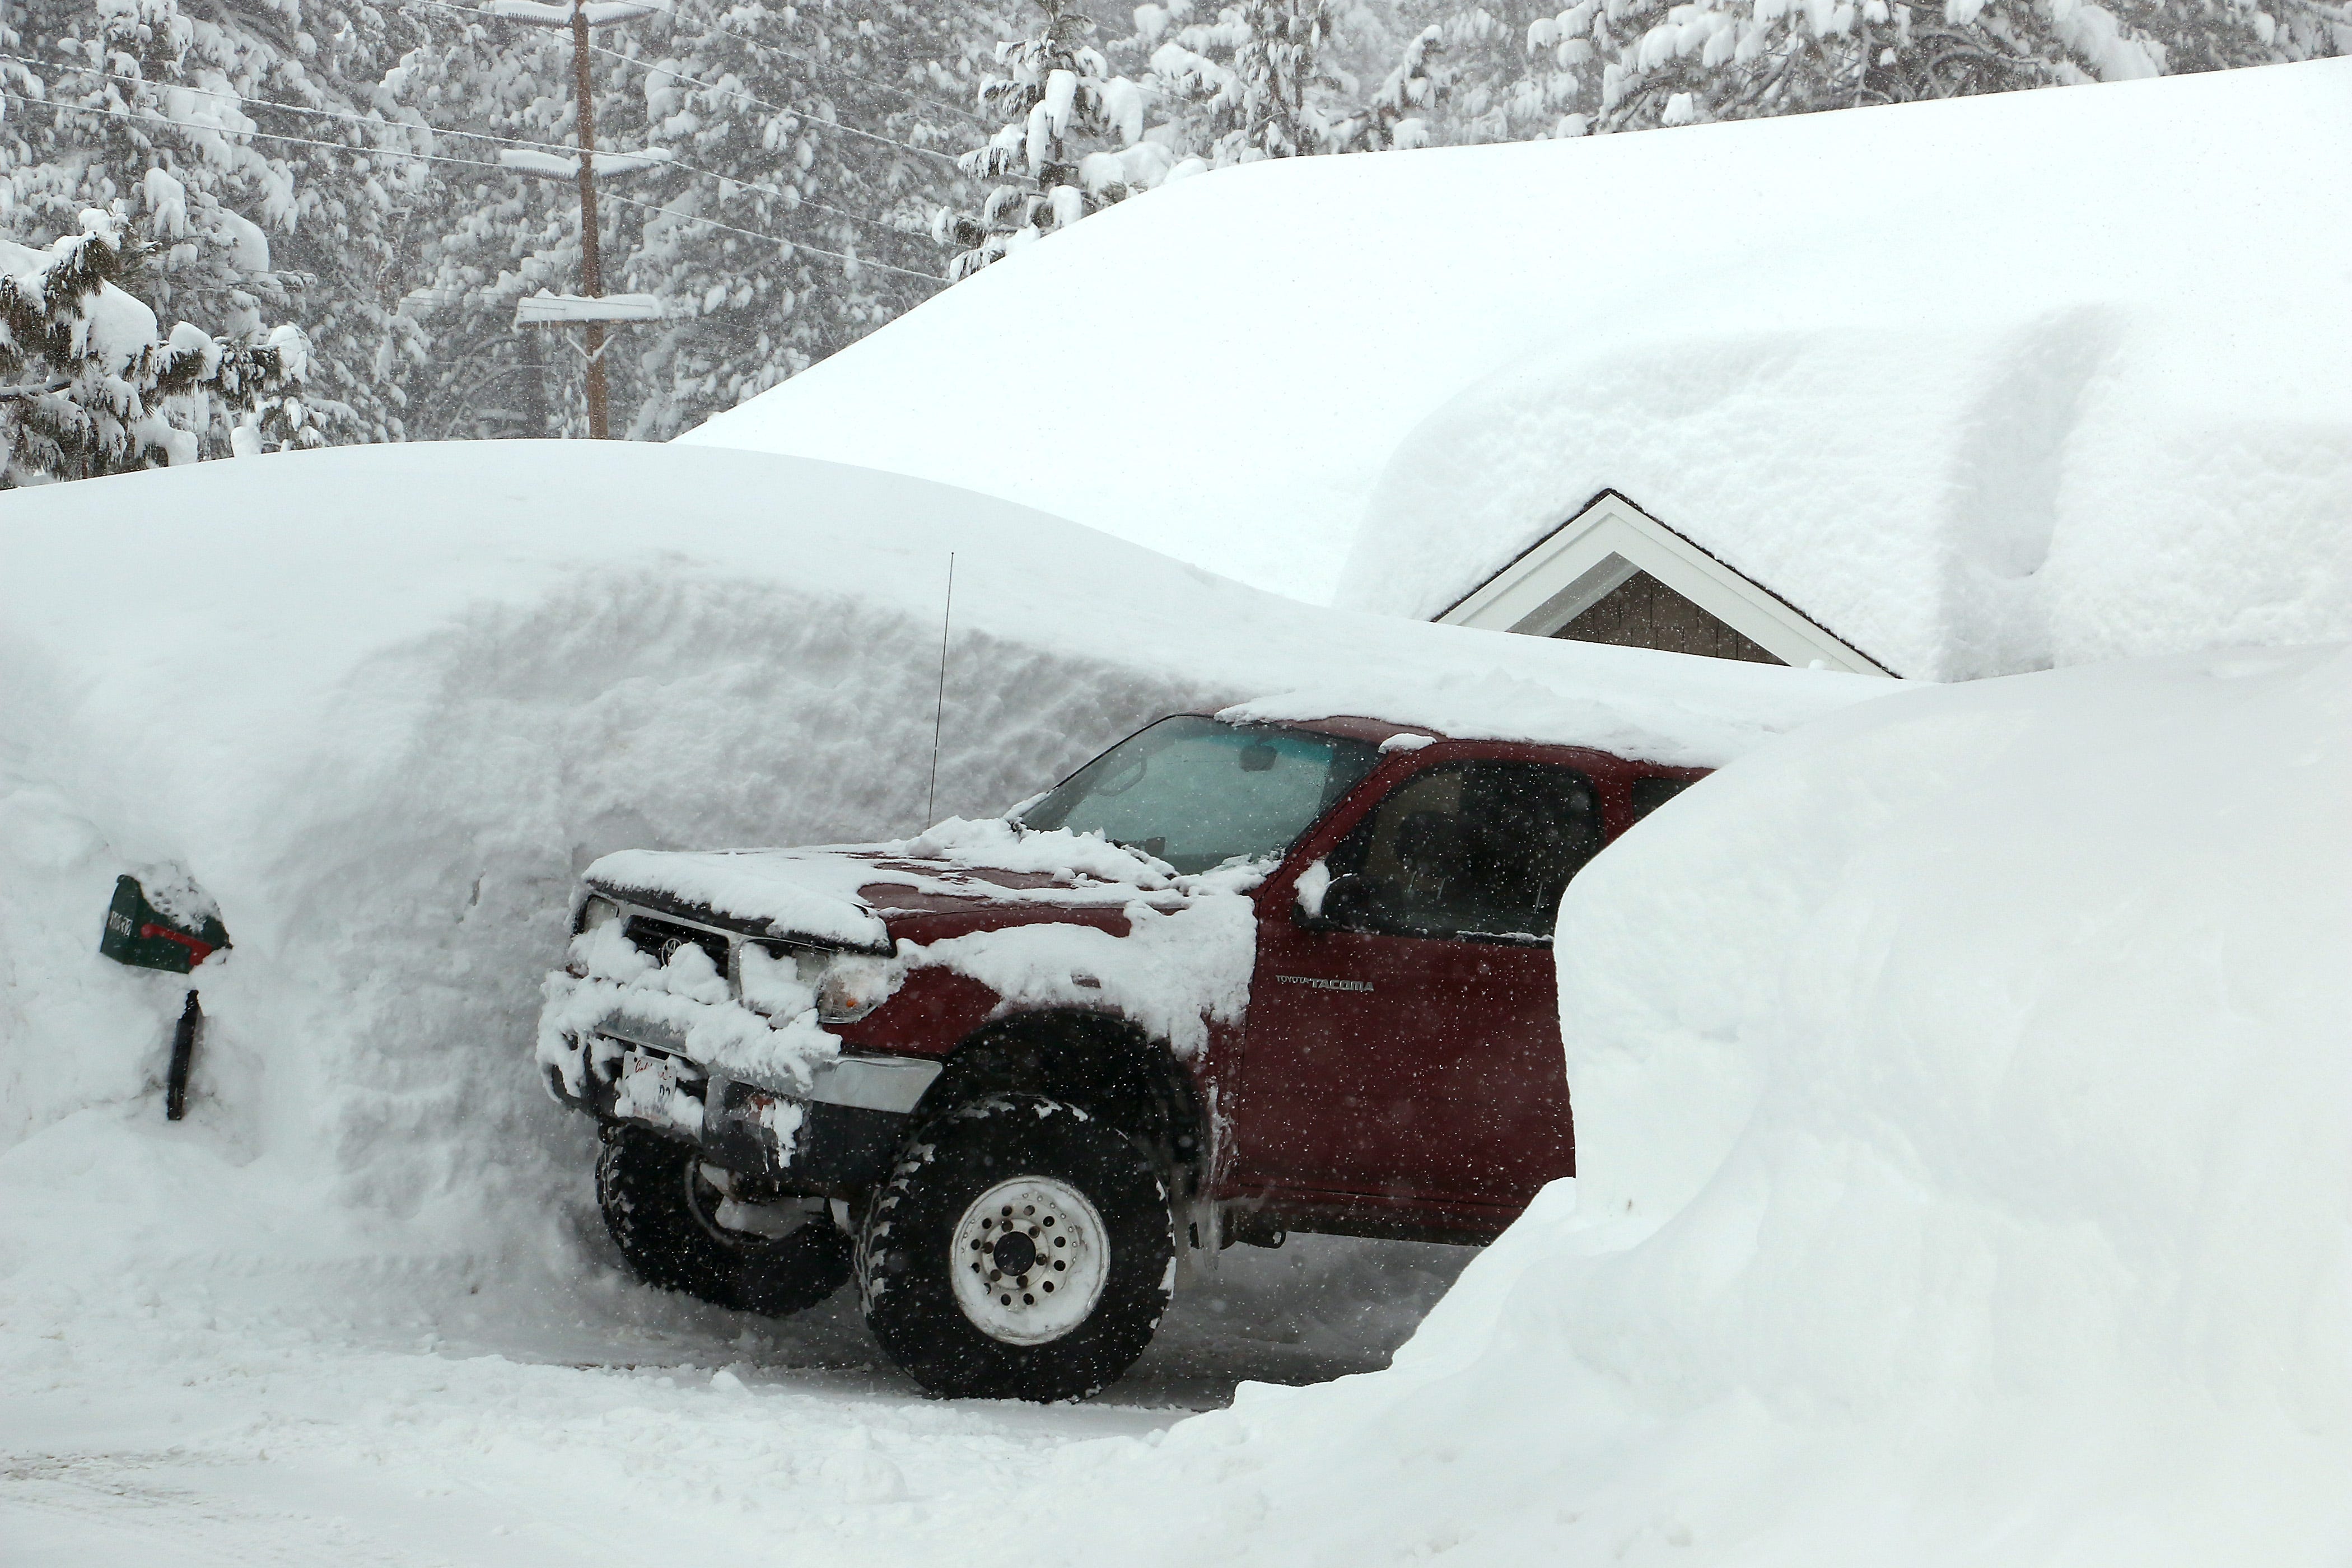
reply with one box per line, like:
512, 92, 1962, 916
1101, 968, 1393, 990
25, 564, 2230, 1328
0, 443, 1235, 1310
1007, 645, 2352, 1565
0, 440, 1878, 1320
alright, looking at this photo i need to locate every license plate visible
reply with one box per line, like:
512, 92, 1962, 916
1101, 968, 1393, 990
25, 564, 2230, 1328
613, 1048, 703, 1135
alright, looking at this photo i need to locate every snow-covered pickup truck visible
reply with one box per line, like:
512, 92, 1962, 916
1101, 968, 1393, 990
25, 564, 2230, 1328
538, 712, 1700, 1400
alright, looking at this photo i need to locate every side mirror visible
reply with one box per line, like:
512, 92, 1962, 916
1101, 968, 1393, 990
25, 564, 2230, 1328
1315, 872, 1381, 932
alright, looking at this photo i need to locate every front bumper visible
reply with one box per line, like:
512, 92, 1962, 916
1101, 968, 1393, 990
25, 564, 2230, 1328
544, 1022, 939, 1191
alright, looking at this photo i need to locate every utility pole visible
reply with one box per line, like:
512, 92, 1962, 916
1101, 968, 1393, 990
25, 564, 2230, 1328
486, 0, 670, 438
570, 2, 609, 438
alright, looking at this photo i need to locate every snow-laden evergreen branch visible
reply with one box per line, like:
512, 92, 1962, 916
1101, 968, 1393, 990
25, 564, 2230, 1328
0, 212, 316, 484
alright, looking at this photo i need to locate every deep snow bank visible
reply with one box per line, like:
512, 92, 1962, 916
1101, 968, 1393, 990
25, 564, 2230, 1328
1029, 645, 2351, 1565
0, 443, 1197, 1239
0, 439, 1876, 1322
687, 61, 2352, 678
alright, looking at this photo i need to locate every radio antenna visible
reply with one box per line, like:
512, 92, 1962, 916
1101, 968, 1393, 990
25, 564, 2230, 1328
924, 552, 955, 829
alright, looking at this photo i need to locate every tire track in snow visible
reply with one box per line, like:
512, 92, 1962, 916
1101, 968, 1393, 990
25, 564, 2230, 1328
0, 1451, 637, 1568
3, 1460, 427, 1568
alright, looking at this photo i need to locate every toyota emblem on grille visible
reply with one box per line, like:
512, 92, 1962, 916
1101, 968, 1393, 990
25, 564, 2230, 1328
659, 937, 689, 965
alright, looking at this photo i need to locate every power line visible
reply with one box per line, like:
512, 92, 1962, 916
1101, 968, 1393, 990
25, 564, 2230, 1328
661, 158, 926, 244
399, 0, 967, 167
0, 49, 564, 157
0, 89, 942, 283
396, 0, 984, 128
587, 38, 965, 166
706, 22, 985, 126
599, 189, 942, 283
0, 90, 511, 171
1, 49, 925, 244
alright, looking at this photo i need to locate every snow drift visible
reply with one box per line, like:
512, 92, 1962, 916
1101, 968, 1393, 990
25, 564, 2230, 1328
4, 439, 2341, 1560
0, 443, 1194, 1236
0, 438, 1874, 1329
685, 59, 2352, 678
1016, 644, 2352, 1565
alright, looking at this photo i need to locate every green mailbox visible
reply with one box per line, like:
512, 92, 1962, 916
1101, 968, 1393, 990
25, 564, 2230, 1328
100, 875, 230, 974
99, 875, 230, 1120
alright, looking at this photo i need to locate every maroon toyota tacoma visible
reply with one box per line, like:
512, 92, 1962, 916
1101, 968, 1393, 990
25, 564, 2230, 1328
537, 711, 1700, 1400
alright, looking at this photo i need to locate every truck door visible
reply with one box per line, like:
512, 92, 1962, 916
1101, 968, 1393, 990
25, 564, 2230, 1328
1230, 757, 1597, 1230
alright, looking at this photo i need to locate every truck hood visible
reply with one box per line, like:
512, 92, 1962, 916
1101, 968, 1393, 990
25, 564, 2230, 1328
584, 819, 1184, 953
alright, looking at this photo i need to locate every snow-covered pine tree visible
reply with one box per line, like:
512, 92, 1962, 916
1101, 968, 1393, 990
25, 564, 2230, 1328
940, 0, 1170, 281
1507, 0, 2342, 136
1351, 19, 1446, 148
0, 0, 424, 448
0, 211, 308, 484
1369, 2, 1590, 144
1141, 0, 1362, 162
615, 0, 1003, 437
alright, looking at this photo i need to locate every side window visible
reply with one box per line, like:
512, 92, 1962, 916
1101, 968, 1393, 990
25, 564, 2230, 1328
1630, 775, 1697, 822
1326, 760, 1600, 942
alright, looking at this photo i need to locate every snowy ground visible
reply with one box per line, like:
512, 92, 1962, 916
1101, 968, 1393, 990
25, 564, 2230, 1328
3, 1206, 1467, 1568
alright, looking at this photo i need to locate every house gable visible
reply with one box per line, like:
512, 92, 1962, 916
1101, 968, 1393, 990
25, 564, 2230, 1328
1435, 492, 1897, 677
1555, 570, 1781, 665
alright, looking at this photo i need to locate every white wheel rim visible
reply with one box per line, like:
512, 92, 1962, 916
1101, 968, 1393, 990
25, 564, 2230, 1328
949, 1176, 1109, 1346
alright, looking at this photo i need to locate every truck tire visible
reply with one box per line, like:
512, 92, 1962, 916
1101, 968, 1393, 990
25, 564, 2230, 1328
595, 1124, 852, 1317
858, 1094, 1174, 1402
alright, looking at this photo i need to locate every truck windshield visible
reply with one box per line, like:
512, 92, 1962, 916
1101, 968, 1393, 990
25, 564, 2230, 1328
1019, 716, 1379, 876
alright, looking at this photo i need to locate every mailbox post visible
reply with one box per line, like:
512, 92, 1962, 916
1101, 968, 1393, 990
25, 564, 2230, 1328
99, 875, 230, 1121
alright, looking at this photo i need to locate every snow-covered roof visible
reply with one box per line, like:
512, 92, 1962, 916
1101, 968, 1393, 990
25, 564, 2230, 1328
684, 60, 2352, 680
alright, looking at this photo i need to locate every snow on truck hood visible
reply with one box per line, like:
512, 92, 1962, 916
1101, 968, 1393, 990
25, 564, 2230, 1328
584, 819, 1189, 949
577, 818, 1260, 1061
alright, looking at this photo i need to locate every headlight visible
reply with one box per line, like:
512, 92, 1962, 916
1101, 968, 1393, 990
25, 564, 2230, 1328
565, 895, 624, 976
811, 954, 900, 1025
747, 945, 903, 1024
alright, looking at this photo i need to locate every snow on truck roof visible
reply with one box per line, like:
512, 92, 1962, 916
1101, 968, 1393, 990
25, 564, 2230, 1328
684, 60, 2352, 681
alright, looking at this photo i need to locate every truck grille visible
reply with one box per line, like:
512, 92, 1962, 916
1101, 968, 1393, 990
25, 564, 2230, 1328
620, 914, 731, 975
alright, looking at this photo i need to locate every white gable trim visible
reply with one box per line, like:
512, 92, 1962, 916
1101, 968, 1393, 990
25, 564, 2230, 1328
1436, 491, 1898, 678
